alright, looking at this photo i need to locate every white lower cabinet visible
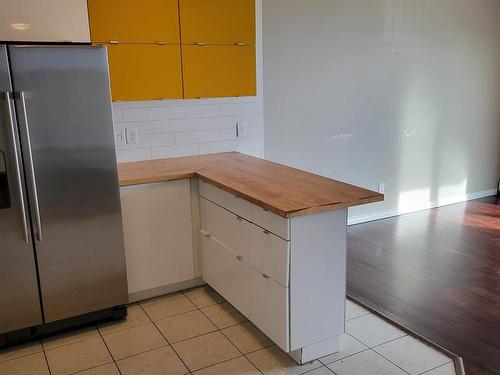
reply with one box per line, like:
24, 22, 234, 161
200, 232, 289, 351
120, 180, 196, 301
199, 181, 347, 363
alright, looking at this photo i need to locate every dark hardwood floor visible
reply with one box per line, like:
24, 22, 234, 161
347, 195, 500, 375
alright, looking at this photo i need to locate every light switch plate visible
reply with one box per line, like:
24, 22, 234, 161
126, 127, 138, 144
236, 122, 247, 138
114, 128, 126, 146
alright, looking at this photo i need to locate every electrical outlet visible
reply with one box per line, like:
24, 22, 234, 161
126, 127, 138, 144
114, 128, 126, 146
236, 122, 247, 138
378, 183, 385, 194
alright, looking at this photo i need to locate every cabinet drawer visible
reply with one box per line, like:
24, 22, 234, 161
199, 180, 251, 220
200, 197, 247, 259
246, 222, 290, 287
200, 232, 289, 351
201, 198, 289, 287
252, 204, 290, 240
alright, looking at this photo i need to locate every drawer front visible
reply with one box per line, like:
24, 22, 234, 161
199, 180, 251, 220
251, 203, 290, 240
201, 198, 289, 287
200, 197, 247, 258
200, 232, 289, 352
245, 223, 290, 287
252, 272, 289, 351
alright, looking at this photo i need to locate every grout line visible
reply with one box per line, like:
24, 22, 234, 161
190, 289, 265, 375
41, 348, 52, 375
95, 324, 123, 375
138, 304, 192, 374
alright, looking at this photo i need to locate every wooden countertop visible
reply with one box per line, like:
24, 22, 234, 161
118, 152, 383, 217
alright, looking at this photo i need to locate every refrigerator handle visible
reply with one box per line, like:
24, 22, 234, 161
3, 91, 30, 243
16, 91, 43, 242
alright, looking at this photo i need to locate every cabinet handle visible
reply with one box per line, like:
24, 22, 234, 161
262, 274, 270, 279
236, 255, 243, 261
195, 42, 206, 46
157, 41, 167, 45
263, 229, 271, 235
109, 40, 119, 44
235, 42, 246, 46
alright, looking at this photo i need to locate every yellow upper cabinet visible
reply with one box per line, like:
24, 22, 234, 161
179, 0, 255, 45
88, 0, 180, 43
182, 45, 256, 99
107, 44, 183, 101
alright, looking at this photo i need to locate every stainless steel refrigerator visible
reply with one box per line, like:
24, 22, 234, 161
0, 44, 128, 344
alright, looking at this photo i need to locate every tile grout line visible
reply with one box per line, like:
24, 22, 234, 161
41, 346, 53, 375
194, 298, 263, 374
183, 288, 266, 375
95, 324, 123, 375
137, 304, 192, 374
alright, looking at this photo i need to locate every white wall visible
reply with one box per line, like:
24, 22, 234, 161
113, 0, 264, 163
263, 0, 500, 223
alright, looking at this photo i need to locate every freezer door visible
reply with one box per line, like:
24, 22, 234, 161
8, 45, 128, 323
0, 45, 43, 334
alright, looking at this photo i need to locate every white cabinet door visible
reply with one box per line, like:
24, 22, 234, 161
0, 0, 90, 42
201, 230, 289, 352
199, 180, 252, 220
120, 180, 195, 295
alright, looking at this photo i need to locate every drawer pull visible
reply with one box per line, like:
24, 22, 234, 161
262, 273, 270, 279
236, 255, 243, 261
195, 42, 206, 46
263, 229, 271, 235
109, 40, 119, 44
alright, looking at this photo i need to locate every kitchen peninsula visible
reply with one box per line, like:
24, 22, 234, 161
118, 152, 383, 364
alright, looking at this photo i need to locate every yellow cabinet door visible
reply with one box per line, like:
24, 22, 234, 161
88, 0, 180, 43
180, 0, 255, 45
182, 45, 256, 99
106, 44, 183, 101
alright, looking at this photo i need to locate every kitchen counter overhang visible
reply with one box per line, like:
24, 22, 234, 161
118, 152, 383, 218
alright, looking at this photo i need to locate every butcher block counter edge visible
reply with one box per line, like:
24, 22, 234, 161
118, 152, 383, 218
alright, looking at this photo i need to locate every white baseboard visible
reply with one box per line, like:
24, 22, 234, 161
348, 188, 497, 226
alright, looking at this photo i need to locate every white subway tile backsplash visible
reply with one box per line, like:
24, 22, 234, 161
197, 117, 239, 130
198, 141, 237, 155
152, 144, 199, 159
175, 129, 220, 145
150, 119, 197, 134
149, 107, 175, 121
246, 126, 264, 139
236, 138, 264, 152
112, 109, 124, 123
220, 102, 263, 117
116, 148, 152, 163
221, 128, 237, 141
173, 105, 220, 119
122, 107, 149, 122
117, 133, 175, 149
115, 121, 150, 135
240, 114, 264, 127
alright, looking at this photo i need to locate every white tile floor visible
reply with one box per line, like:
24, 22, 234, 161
0, 288, 457, 375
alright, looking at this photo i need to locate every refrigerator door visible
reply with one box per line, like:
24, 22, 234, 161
0, 45, 43, 334
8, 45, 128, 323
